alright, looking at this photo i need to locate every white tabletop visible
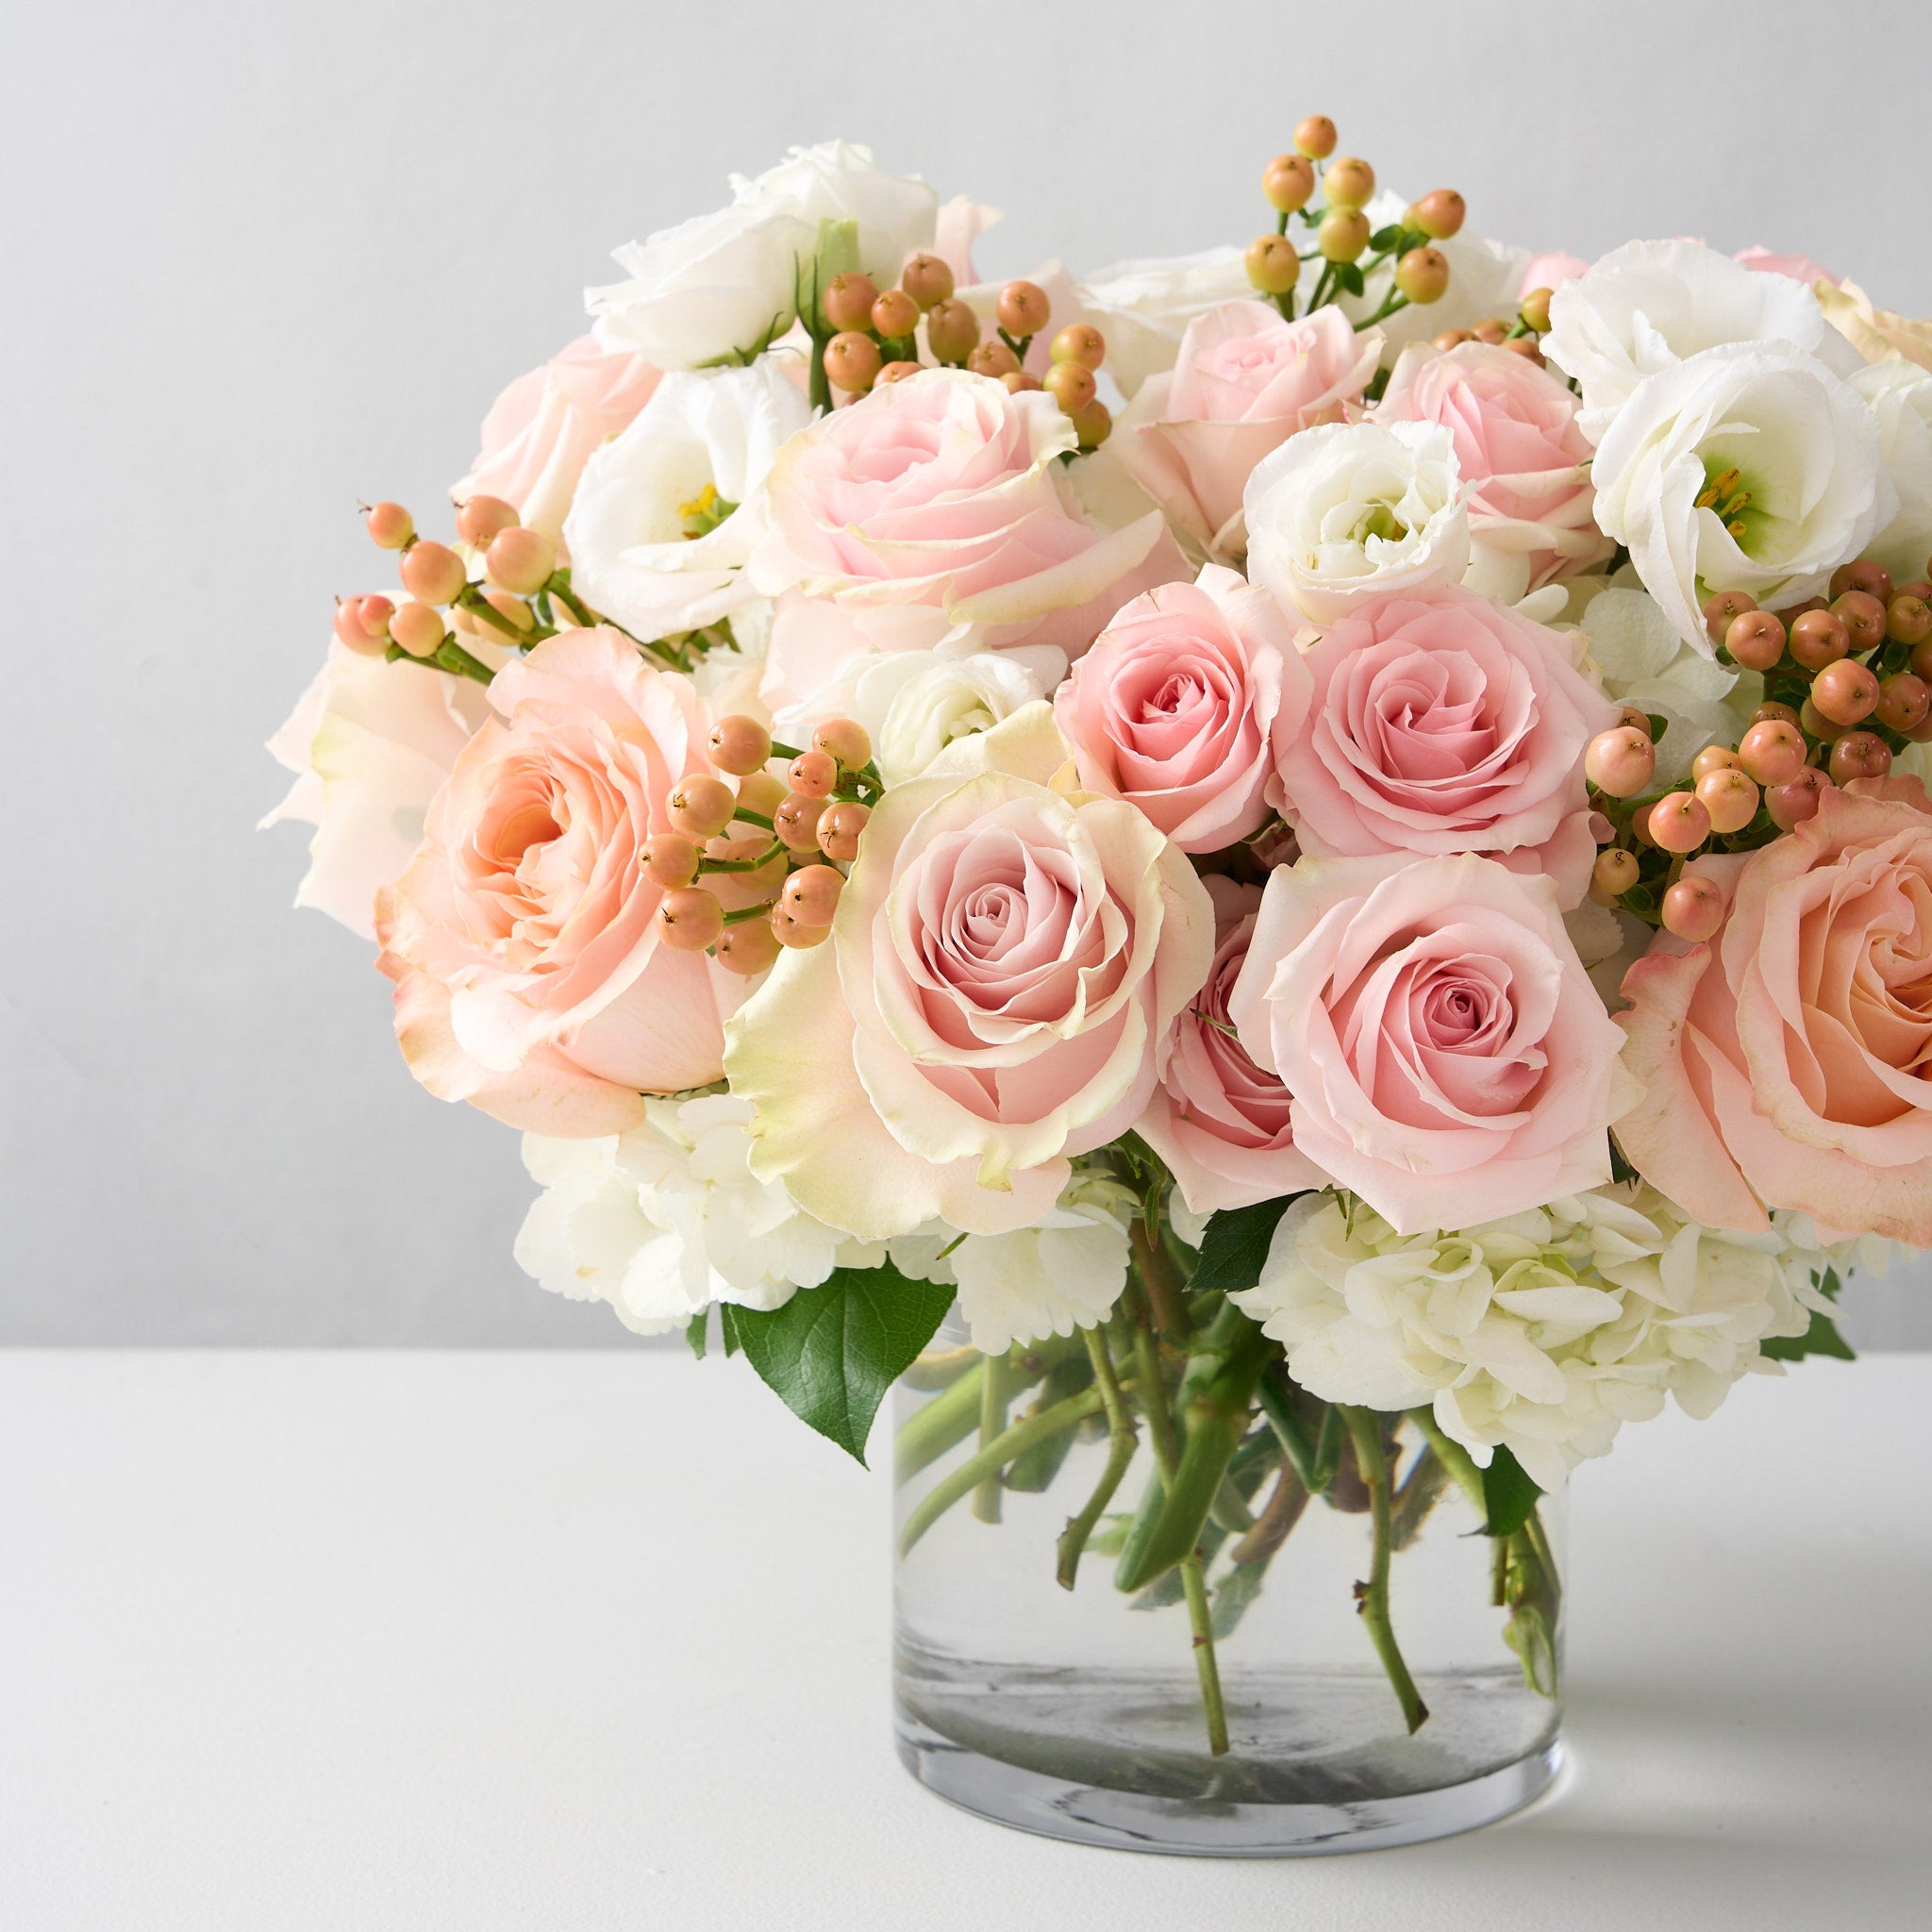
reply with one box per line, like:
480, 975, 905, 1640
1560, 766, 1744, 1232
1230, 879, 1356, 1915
2, 1348, 1925, 1930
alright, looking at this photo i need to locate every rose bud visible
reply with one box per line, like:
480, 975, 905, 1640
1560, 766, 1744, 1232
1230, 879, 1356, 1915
822, 272, 879, 333
1662, 874, 1727, 942
667, 774, 737, 841
1767, 768, 1830, 830
1585, 725, 1656, 797
899, 252, 955, 310
709, 714, 774, 776
364, 501, 414, 550
824, 331, 883, 394
996, 280, 1051, 339
1696, 766, 1760, 835
1648, 791, 1712, 853
1724, 608, 1786, 671
818, 799, 871, 863
811, 718, 872, 769
399, 540, 468, 607
455, 494, 519, 548
656, 886, 724, 952
1738, 720, 1808, 787
1829, 558, 1892, 604
1701, 588, 1757, 644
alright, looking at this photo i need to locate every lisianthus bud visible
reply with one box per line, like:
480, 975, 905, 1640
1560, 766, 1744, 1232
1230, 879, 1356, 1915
1585, 725, 1655, 797
996, 280, 1051, 339
399, 540, 467, 607
1767, 770, 1831, 830
1830, 590, 1888, 653
657, 887, 724, 951
455, 494, 519, 549
485, 525, 555, 596
1050, 324, 1106, 369
818, 799, 871, 863
388, 600, 446, 658
1263, 153, 1316, 213
1696, 766, 1760, 834
774, 792, 826, 851
924, 299, 980, 364
1828, 731, 1891, 783
1294, 115, 1338, 159
1244, 235, 1301, 295
709, 714, 774, 775
781, 864, 844, 926
823, 272, 879, 333
364, 501, 414, 549
772, 904, 830, 949
1830, 558, 1892, 604
1662, 874, 1726, 941
824, 331, 883, 394
1811, 658, 1880, 726
1875, 672, 1932, 733
1411, 189, 1467, 240
1739, 720, 1808, 786
811, 718, 872, 769
642, 833, 701, 889
1043, 359, 1097, 414
1394, 246, 1449, 304
1648, 792, 1711, 853
1317, 208, 1371, 262
1518, 288, 1554, 333
1070, 398, 1112, 450
899, 252, 955, 310
1724, 608, 1786, 671
871, 289, 920, 340
714, 919, 781, 975
1790, 608, 1851, 670
668, 775, 737, 840
1323, 157, 1375, 208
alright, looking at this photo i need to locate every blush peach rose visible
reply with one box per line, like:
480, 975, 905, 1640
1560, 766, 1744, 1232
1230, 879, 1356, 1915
376, 626, 742, 1136
1615, 788, 1932, 1243
1136, 877, 1328, 1213
1117, 301, 1382, 556
1270, 587, 1618, 907
724, 704, 1214, 1239
1228, 851, 1625, 1235
1053, 564, 1311, 853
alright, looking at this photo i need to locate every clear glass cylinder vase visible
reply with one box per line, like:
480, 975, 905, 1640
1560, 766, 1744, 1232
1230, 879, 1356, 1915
892, 1307, 1564, 1857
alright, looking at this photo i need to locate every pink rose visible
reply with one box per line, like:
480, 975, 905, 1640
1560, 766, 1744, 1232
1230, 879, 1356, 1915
1270, 587, 1618, 907
724, 706, 1214, 1238
1374, 342, 1612, 596
749, 370, 1180, 710
1615, 789, 1932, 1244
454, 335, 661, 544
376, 626, 741, 1136
1228, 851, 1624, 1234
1053, 564, 1311, 852
1137, 877, 1326, 1213
1519, 253, 1589, 298
1118, 301, 1382, 555
1735, 245, 1838, 289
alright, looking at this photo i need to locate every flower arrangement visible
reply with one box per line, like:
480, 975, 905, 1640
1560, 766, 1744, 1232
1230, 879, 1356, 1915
271, 125, 1930, 1817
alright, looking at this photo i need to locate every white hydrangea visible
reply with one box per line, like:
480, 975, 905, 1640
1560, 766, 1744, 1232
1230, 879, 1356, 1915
515, 1094, 890, 1336
1233, 1186, 1831, 1491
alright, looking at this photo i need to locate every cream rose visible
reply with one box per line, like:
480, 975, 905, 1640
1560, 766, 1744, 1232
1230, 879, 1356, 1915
1074, 249, 1255, 397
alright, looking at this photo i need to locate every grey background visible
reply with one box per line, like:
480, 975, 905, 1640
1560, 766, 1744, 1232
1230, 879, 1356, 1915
5, 0, 1930, 1346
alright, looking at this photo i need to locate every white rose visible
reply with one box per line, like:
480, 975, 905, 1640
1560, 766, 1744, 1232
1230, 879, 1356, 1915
1590, 341, 1892, 651
947, 1172, 1136, 1354
564, 361, 810, 644
1849, 355, 1932, 588
1074, 248, 1254, 396
1243, 419, 1470, 622
1542, 239, 1859, 438
513, 1095, 890, 1337
730, 140, 939, 289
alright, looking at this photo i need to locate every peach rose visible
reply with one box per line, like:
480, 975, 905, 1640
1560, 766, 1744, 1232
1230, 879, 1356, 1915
1228, 851, 1625, 1235
453, 335, 660, 545
1136, 878, 1327, 1213
1053, 564, 1311, 853
1616, 789, 1932, 1244
1519, 252, 1589, 298
376, 626, 741, 1136
1117, 301, 1381, 556
1270, 587, 1618, 907
724, 704, 1214, 1239
1374, 342, 1613, 598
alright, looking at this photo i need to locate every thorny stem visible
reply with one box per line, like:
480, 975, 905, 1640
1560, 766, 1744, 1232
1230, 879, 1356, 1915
1056, 1328, 1138, 1590
1129, 1221, 1188, 1342
1340, 1407, 1429, 1735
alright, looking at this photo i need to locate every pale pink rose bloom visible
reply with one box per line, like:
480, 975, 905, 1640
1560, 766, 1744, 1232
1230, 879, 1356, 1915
1374, 342, 1614, 593
1270, 587, 1618, 907
1519, 252, 1589, 298
1616, 789, 1932, 1244
453, 335, 661, 544
1118, 301, 1382, 555
724, 705, 1215, 1239
1137, 877, 1327, 1213
1735, 245, 1838, 288
749, 370, 1180, 709
376, 626, 742, 1137
1054, 565, 1311, 852
1228, 851, 1624, 1235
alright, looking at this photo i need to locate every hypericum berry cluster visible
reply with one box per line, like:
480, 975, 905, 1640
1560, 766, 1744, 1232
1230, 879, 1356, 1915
817, 257, 1113, 450
1244, 114, 1460, 328
1584, 552, 1932, 939
1435, 283, 1554, 365
645, 715, 881, 973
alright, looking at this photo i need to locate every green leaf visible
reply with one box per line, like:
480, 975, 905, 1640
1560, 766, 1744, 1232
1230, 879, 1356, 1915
1645, 712, 1670, 744
1608, 1137, 1638, 1187
1759, 1306, 1857, 1363
1335, 261, 1366, 298
724, 1263, 957, 1464
1479, 1443, 1541, 1537
1189, 1196, 1299, 1299
684, 1312, 708, 1360
1368, 225, 1403, 253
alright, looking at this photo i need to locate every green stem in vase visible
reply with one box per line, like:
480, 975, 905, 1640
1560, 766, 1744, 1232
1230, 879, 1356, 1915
1339, 1406, 1430, 1736
894, 1360, 985, 1482
973, 1354, 1011, 1524
1056, 1327, 1139, 1590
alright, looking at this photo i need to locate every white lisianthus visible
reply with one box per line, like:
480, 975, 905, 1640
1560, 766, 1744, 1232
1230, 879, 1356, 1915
1590, 342, 1892, 652
514, 1095, 890, 1337
1542, 239, 1857, 437
1570, 584, 1745, 786
1244, 420, 1470, 623
1074, 249, 1254, 397
944, 1172, 1137, 1355
589, 142, 938, 370
564, 361, 810, 644
1848, 356, 1932, 588
1232, 1187, 1829, 1491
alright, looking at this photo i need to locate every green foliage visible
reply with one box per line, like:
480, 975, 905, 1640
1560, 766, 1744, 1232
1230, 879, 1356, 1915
1478, 1443, 1541, 1538
720, 1263, 957, 1464
1188, 1196, 1300, 1300
683, 1313, 708, 1360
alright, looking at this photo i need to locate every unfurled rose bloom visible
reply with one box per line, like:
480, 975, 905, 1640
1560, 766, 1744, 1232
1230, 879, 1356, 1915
1136, 877, 1327, 1214
1849, 356, 1932, 589
1228, 852, 1625, 1235
1116, 302, 1382, 556
1271, 587, 1619, 905
1616, 789, 1932, 1245
1374, 342, 1612, 600
724, 704, 1215, 1239
1074, 249, 1255, 397
844, 648, 1048, 788
750, 371, 1176, 709
262, 633, 506, 941
1520, 252, 1589, 297
1244, 421, 1470, 623
1054, 565, 1309, 853
1590, 341, 1892, 651
1542, 240, 1857, 437
452, 336, 660, 546
377, 627, 742, 1136
1817, 277, 1932, 374
1735, 245, 1837, 288
564, 361, 810, 645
